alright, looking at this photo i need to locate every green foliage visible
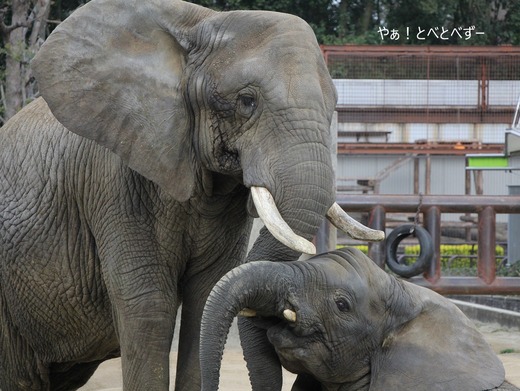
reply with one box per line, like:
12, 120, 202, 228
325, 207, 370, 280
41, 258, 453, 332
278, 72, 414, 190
338, 244, 520, 277
344, 243, 507, 266
2, 0, 520, 124
502, 1, 520, 45
48, 0, 91, 26
406, 243, 504, 256
3, 42, 36, 65
191, 0, 520, 45
403, 244, 512, 276
190, 0, 339, 44
381, 0, 506, 45
500, 348, 519, 354
499, 261, 520, 277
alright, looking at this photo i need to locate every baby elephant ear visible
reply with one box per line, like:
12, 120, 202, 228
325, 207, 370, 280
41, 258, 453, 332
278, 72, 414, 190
372, 298, 505, 391
32, 0, 214, 201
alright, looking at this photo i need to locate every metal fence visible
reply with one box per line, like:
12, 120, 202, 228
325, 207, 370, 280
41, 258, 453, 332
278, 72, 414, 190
336, 194, 520, 295
322, 45, 520, 144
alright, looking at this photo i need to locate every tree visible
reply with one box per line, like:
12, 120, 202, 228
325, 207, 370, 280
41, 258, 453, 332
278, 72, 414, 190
0, 0, 86, 125
191, 0, 340, 43
191, 0, 520, 45
0, 0, 51, 123
2, 0, 520, 124
376, 0, 520, 45
501, 0, 520, 45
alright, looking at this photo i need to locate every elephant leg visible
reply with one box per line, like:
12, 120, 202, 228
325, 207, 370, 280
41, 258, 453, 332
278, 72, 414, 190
175, 270, 230, 390
238, 316, 283, 391
102, 250, 180, 391
175, 293, 206, 390
115, 292, 178, 391
0, 296, 49, 390
291, 374, 323, 391
49, 360, 108, 391
175, 244, 247, 390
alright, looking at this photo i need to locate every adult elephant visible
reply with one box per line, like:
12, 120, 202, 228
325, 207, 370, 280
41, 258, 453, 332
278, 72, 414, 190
201, 248, 513, 391
0, 0, 383, 390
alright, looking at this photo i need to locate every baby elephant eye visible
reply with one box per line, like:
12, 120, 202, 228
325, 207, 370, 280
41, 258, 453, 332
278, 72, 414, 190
335, 298, 350, 312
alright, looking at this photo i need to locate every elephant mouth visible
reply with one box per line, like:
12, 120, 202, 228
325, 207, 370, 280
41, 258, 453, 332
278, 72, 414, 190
268, 326, 307, 353
244, 304, 324, 351
214, 133, 241, 173
266, 319, 324, 373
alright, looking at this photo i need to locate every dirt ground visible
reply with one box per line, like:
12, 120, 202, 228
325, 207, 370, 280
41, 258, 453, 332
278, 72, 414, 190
79, 320, 520, 391
79, 348, 297, 391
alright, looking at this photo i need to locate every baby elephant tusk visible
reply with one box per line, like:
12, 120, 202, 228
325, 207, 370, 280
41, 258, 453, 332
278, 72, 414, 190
251, 186, 317, 255
326, 203, 385, 242
283, 309, 297, 323
239, 308, 257, 318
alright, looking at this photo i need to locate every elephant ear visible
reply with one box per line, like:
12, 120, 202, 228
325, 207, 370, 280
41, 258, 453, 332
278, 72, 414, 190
32, 0, 214, 201
371, 293, 505, 391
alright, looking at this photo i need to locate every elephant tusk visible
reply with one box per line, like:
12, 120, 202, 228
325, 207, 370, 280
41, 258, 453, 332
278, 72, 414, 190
238, 308, 257, 318
251, 186, 316, 255
283, 309, 297, 323
326, 203, 385, 242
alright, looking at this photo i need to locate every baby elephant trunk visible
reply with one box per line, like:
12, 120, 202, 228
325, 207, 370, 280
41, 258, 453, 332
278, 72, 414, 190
200, 261, 294, 391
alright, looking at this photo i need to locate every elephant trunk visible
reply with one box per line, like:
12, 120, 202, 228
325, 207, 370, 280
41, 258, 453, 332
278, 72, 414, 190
200, 261, 294, 391
245, 141, 384, 257
243, 135, 333, 261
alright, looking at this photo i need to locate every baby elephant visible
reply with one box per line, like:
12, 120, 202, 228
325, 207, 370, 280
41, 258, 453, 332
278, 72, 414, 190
201, 248, 516, 391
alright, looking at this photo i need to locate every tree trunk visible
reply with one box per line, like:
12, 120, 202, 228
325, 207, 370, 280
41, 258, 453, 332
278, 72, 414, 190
1, 0, 51, 123
29, 0, 51, 47
4, 0, 28, 120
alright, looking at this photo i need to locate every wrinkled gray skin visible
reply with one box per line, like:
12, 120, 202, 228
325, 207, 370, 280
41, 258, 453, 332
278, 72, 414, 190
0, 0, 338, 390
201, 248, 514, 391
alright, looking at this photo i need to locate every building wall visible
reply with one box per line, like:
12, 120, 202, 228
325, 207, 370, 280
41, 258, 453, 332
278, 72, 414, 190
332, 74, 520, 222
334, 79, 520, 109
334, 78, 520, 143
338, 123, 507, 143
337, 154, 520, 222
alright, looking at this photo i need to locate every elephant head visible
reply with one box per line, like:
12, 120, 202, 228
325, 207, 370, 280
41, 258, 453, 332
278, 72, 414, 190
32, 0, 382, 256
201, 248, 505, 391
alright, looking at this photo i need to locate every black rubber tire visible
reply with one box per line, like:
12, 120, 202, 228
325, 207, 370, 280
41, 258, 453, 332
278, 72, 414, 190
385, 224, 434, 278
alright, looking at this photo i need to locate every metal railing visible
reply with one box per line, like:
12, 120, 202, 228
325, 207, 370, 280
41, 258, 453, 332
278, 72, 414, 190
337, 194, 520, 295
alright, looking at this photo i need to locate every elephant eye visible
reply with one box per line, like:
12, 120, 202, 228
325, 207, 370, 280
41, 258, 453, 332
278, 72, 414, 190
240, 95, 256, 108
335, 298, 350, 312
237, 95, 257, 116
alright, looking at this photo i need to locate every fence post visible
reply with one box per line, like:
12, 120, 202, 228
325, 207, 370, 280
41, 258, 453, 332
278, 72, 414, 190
508, 185, 520, 264
478, 206, 496, 284
368, 205, 386, 268
424, 206, 441, 283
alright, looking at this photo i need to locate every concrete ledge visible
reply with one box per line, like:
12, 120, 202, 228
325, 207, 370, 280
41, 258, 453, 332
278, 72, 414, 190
451, 299, 520, 330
